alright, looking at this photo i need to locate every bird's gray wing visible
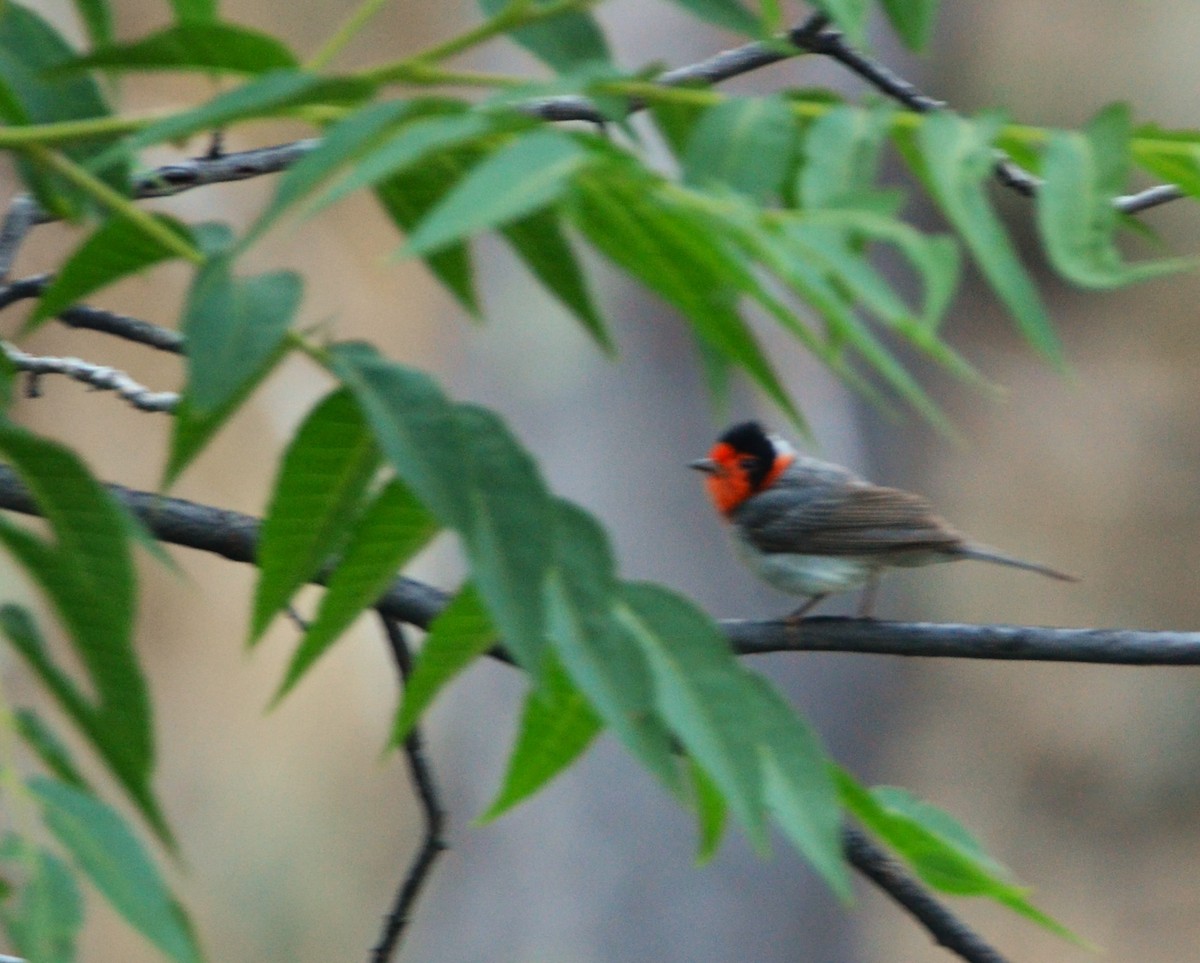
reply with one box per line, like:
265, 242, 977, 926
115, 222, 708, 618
732, 481, 966, 557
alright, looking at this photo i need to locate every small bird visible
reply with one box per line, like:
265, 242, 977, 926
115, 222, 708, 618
690, 421, 1076, 619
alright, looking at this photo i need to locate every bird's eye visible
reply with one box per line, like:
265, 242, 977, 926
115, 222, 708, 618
739, 456, 757, 469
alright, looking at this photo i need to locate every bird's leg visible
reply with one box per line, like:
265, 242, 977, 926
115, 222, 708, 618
857, 574, 881, 619
785, 594, 827, 624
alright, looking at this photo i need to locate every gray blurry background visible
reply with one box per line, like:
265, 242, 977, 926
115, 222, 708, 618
6, 1, 1200, 960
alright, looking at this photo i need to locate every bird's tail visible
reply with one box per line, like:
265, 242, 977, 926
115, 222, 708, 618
957, 545, 1079, 582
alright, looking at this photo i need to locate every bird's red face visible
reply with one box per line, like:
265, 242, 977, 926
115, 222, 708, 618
691, 422, 794, 515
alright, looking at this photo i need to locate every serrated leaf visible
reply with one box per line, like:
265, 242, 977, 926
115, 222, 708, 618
568, 171, 800, 424
273, 478, 438, 702
391, 584, 494, 745
180, 261, 301, 414
748, 676, 849, 900
404, 130, 591, 256
688, 756, 727, 865
249, 99, 420, 242
914, 112, 1061, 363
15, 708, 89, 792
836, 769, 1084, 943
62, 21, 298, 75
375, 155, 479, 314
0, 839, 81, 963
799, 105, 894, 211
546, 501, 680, 792
479, 656, 601, 822
501, 208, 611, 351
308, 112, 501, 219
0, 425, 167, 843
663, 0, 761, 36
683, 96, 798, 203
880, 0, 938, 50
1038, 104, 1190, 289
252, 389, 382, 642
31, 779, 200, 963
331, 345, 554, 670
29, 215, 193, 329
482, 0, 610, 72
115, 70, 372, 159
618, 582, 767, 847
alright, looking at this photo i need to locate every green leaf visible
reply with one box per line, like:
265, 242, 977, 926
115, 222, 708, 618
749, 676, 849, 900
0, 2, 125, 215
880, 0, 938, 50
331, 345, 554, 670
798, 105, 895, 212
249, 99, 420, 242
837, 770, 1084, 942
663, 0, 762, 36
1038, 104, 1190, 289
568, 171, 800, 424
683, 96, 798, 203
170, 0, 217, 21
618, 582, 767, 847
478, 0, 611, 72
252, 389, 381, 642
914, 112, 1061, 363
29, 215, 193, 329
0, 424, 167, 843
375, 157, 480, 314
71, 0, 113, 48
273, 478, 438, 701
308, 113, 501, 218
0, 839, 81, 963
62, 21, 298, 75
1132, 124, 1200, 197
180, 261, 301, 415
501, 208, 611, 351
810, 0, 869, 44
15, 708, 90, 792
116, 70, 373, 158
391, 584, 494, 745
687, 757, 727, 865
31, 778, 201, 963
404, 130, 592, 256
479, 656, 601, 821
546, 501, 681, 792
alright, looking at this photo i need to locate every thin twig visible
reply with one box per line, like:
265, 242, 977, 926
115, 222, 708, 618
0, 275, 186, 353
3, 343, 178, 412
843, 825, 1011, 963
373, 615, 447, 963
0, 465, 1195, 665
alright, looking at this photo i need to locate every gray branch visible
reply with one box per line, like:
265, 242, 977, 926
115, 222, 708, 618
0, 462, 1193, 665
3, 343, 178, 412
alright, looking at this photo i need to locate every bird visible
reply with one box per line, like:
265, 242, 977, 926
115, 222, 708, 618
689, 421, 1076, 619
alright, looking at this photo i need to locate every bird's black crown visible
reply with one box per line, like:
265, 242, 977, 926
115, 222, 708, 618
717, 421, 776, 489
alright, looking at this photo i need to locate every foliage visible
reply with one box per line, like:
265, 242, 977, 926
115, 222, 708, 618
0, 0, 1192, 957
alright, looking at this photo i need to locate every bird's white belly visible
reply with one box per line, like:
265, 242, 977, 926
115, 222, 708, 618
734, 537, 872, 596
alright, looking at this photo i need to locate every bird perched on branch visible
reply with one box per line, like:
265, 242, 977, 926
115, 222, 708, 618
690, 421, 1076, 619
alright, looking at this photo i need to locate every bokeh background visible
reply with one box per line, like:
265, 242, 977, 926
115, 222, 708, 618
5, 1, 1200, 960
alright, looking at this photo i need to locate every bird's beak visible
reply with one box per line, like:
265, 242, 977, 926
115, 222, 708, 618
688, 458, 716, 474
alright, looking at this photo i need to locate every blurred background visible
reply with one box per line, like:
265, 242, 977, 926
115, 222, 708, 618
5, 0, 1200, 960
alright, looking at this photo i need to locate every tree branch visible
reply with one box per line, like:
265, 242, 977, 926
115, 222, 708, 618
0, 464, 1193, 665
3, 343, 178, 412
372, 615, 447, 963
843, 825, 1011, 963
